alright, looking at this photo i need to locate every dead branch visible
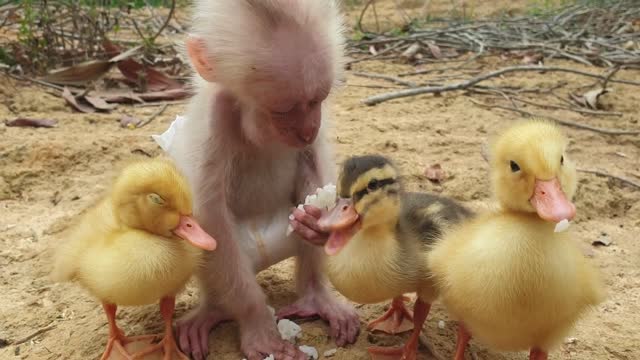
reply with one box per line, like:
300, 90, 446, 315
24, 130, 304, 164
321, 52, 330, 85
148, 0, 176, 45
352, 72, 417, 88
137, 103, 168, 128
469, 98, 639, 136
578, 169, 640, 189
362, 65, 640, 106
12, 323, 56, 345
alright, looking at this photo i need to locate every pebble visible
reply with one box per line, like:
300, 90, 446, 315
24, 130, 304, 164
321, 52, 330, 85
438, 320, 445, 329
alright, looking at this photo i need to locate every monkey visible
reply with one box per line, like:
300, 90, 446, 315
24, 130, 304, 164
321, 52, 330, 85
167, 1, 360, 360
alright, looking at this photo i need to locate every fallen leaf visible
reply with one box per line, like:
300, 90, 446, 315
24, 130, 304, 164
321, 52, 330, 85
120, 115, 142, 128
521, 53, 544, 65
424, 163, 446, 182
138, 88, 191, 102
571, 88, 610, 109
401, 43, 421, 61
90, 90, 145, 104
62, 87, 95, 113
5, 118, 57, 128
40, 60, 113, 86
592, 233, 612, 247
426, 42, 442, 59
103, 39, 183, 92
84, 96, 118, 111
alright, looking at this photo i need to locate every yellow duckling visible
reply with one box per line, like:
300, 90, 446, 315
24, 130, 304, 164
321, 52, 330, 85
427, 120, 605, 360
51, 157, 217, 360
318, 155, 473, 359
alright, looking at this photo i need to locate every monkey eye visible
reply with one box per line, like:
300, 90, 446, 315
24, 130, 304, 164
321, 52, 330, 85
509, 160, 521, 173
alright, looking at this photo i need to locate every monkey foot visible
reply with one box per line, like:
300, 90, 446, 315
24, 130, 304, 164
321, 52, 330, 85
367, 296, 414, 335
277, 287, 360, 347
240, 325, 307, 360
176, 307, 231, 360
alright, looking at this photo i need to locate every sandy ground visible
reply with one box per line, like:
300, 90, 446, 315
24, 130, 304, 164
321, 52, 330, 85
1, 1, 639, 359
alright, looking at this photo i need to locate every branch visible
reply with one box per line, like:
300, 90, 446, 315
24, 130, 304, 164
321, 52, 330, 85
149, 0, 176, 44
352, 72, 417, 88
578, 169, 640, 189
12, 323, 56, 345
469, 98, 640, 136
362, 65, 640, 106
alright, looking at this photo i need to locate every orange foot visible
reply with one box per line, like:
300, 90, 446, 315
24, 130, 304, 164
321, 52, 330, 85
368, 299, 433, 360
367, 296, 414, 335
367, 344, 416, 360
101, 297, 188, 360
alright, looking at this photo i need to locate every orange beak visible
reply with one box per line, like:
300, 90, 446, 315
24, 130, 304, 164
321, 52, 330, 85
529, 178, 576, 223
173, 215, 217, 251
318, 198, 360, 256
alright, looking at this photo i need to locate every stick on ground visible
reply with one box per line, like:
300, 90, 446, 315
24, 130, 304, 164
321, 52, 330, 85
362, 65, 640, 106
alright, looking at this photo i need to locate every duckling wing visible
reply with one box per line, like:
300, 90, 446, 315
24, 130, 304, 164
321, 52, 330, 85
398, 192, 473, 248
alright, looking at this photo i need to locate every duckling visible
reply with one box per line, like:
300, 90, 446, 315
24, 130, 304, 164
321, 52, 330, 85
51, 157, 217, 360
317, 155, 473, 360
427, 120, 605, 360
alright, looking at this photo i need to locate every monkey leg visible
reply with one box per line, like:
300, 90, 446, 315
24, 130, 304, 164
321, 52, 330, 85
367, 296, 415, 335
367, 299, 431, 360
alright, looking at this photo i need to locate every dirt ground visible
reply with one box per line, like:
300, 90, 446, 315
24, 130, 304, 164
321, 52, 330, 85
1, 1, 639, 360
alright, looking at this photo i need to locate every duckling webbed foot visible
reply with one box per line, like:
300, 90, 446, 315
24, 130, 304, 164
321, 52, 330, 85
367, 300, 431, 360
101, 303, 135, 360
529, 348, 548, 360
367, 296, 414, 335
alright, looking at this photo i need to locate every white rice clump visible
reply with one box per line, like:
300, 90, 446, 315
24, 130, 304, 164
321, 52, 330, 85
299, 345, 319, 359
286, 183, 338, 236
277, 319, 302, 343
554, 219, 570, 233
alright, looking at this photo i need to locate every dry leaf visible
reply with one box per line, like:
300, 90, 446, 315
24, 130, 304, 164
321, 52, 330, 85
571, 88, 610, 109
40, 60, 113, 86
521, 53, 544, 65
84, 96, 118, 111
424, 163, 446, 182
120, 115, 142, 129
137, 89, 191, 102
103, 39, 183, 92
90, 90, 145, 104
5, 118, 57, 128
426, 42, 442, 59
401, 43, 421, 61
62, 87, 95, 113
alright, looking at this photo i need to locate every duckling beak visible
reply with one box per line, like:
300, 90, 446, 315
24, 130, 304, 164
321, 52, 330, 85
529, 178, 576, 223
173, 215, 217, 251
318, 198, 360, 256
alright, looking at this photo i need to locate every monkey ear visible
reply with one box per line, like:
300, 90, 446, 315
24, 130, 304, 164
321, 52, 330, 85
186, 35, 216, 82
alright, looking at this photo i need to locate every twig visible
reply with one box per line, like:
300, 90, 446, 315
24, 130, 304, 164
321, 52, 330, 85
137, 103, 168, 128
510, 96, 623, 117
468, 98, 640, 136
134, 100, 187, 108
578, 169, 640, 189
362, 65, 640, 106
12, 323, 56, 345
149, 0, 176, 44
352, 72, 417, 88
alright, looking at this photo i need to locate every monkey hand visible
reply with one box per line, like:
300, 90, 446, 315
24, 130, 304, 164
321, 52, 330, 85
289, 205, 329, 246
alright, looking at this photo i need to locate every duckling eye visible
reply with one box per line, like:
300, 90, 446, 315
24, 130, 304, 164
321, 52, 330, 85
509, 160, 521, 173
368, 179, 380, 191
561, 155, 564, 165
148, 193, 165, 205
